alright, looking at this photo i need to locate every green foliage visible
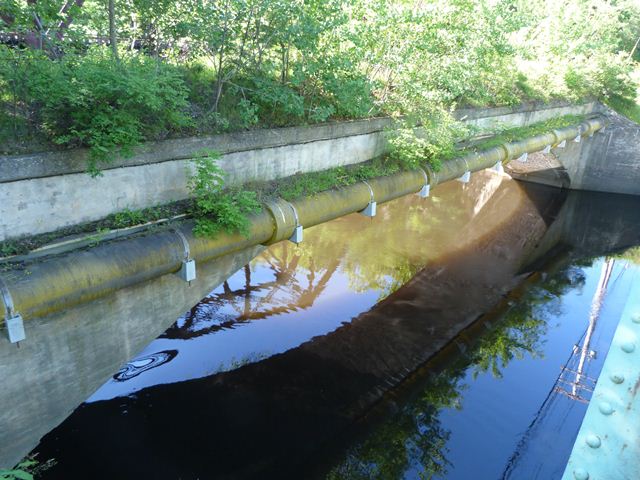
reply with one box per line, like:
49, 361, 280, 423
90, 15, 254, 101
386, 111, 469, 171
606, 95, 640, 125
86, 227, 110, 247
188, 150, 261, 237
110, 204, 181, 228
1, 0, 639, 172
0, 466, 33, 480
0, 457, 44, 480
0, 47, 191, 174
505, 0, 640, 102
614, 246, 640, 265
112, 208, 146, 229
0, 241, 20, 258
263, 157, 400, 202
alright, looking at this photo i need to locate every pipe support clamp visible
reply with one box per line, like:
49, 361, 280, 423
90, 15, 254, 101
457, 158, 471, 183
173, 229, 196, 283
0, 276, 25, 343
288, 202, 303, 244
418, 169, 431, 198
360, 181, 377, 217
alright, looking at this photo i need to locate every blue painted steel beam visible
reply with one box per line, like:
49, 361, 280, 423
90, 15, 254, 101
562, 276, 640, 480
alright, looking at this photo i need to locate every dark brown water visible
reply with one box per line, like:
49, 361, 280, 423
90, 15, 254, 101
20, 172, 640, 478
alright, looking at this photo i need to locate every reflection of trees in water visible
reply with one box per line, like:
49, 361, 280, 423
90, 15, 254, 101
326, 264, 585, 480
339, 177, 512, 301
161, 197, 465, 340
163, 176, 515, 340
162, 242, 340, 339
342, 200, 464, 300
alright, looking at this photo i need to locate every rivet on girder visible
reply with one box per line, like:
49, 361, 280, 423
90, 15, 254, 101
620, 341, 635, 353
598, 402, 614, 416
585, 434, 601, 449
610, 373, 625, 384
573, 468, 589, 480
359, 181, 377, 217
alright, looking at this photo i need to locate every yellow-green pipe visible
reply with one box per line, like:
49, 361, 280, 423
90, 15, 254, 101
0, 116, 606, 324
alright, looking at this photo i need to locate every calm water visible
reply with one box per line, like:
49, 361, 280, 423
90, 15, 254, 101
24, 171, 640, 479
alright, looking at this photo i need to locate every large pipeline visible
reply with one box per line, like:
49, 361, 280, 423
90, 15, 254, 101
0, 116, 605, 328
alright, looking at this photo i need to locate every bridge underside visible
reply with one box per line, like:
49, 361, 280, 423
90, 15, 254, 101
506, 151, 570, 189
507, 107, 640, 196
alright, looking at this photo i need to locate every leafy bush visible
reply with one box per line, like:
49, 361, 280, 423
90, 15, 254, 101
188, 150, 261, 237
2, 0, 639, 171
0, 47, 192, 174
387, 108, 470, 171
0, 456, 54, 480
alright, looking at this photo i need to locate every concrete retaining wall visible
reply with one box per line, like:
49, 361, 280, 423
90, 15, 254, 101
504, 105, 640, 196
0, 244, 264, 468
0, 100, 599, 241
559, 107, 640, 195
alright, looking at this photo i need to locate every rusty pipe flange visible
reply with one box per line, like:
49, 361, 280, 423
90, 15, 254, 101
262, 198, 298, 245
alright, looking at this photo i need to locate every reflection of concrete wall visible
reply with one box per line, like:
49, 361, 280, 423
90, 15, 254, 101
558, 190, 640, 254
521, 188, 640, 270
0, 245, 263, 468
0, 102, 597, 241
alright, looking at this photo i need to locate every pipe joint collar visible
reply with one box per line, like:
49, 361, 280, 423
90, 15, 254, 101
263, 198, 298, 245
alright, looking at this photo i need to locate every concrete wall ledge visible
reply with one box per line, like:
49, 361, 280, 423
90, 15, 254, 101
0, 117, 392, 183
0, 101, 602, 241
0, 100, 598, 184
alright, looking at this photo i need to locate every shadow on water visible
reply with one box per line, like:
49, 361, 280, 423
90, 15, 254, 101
319, 256, 637, 480
11, 172, 640, 478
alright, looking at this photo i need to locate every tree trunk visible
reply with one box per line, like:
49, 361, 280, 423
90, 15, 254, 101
108, 0, 118, 61
56, 0, 85, 41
